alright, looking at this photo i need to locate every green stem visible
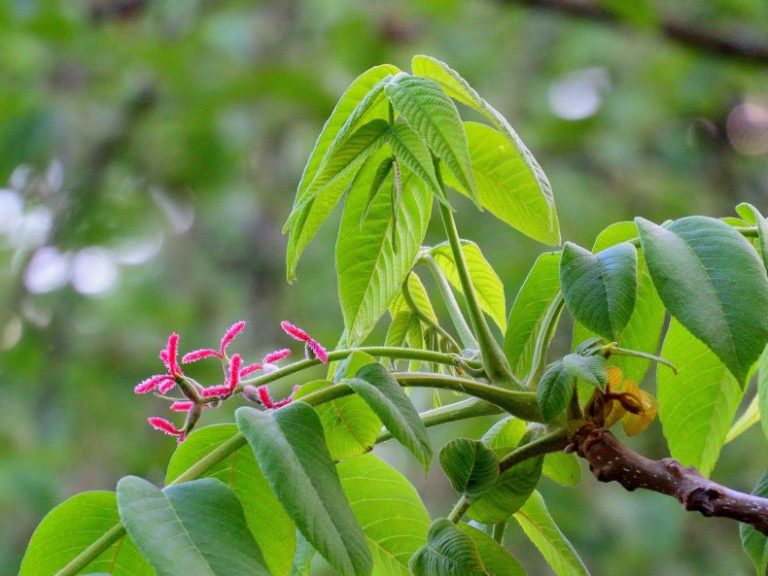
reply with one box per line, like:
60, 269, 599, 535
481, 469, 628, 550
609, 346, 677, 374
492, 521, 507, 544
420, 253, 478, 350
54, 524, 127, 576
498, 428, 569, 473
448, 496, 470, 523
524, 293, 564, 390
436, 200, 515, 388
376, 398, 500, 443
298, 372, 541, 421
240, 346, 480, 389
401, 273, 461, 352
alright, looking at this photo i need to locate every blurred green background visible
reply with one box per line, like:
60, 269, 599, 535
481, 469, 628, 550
3, 1, 768, 574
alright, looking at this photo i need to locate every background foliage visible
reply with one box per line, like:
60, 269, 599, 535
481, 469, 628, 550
3, 1, 768, 574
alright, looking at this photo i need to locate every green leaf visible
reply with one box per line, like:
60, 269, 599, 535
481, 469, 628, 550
504, 251, 562, 378
344, 362, 432, 468
290, 533, 315, 576
513, 491, 590, 576
637, 216, 768, 384
431, 240, 507, 332
117, 477, 269, 576
560, 241, 638, 342
658, 319, 744, 477
759, 348, 768, 447
19, 491, 153, 576
296, 351, 382, 460
468, 446, 543, 524
383, 73, 477, 205
236, 402, 372, 576
411, 55, 559, 244
737, 203, 768, 270
386, 310, 413, 347
481, 416, 527, 457
741, 472, 768, 576
166, 424, 296, 576
409, 519, 486, 576
390, 271, 437, 322
537, 360, 574, 422
458, 524, 526, 576
338, 454, 431, 575
443, 121, 559, 245
572, 221, 665, 384
562, 353, 607, 391
337, 156, 432, 344
389, 121, 446, 204
440, 438, 500, 502
543, 452, 582, 486
287, 64, 399, 281
725, 395, 760, 444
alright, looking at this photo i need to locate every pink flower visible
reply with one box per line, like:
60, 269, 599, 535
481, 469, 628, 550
200, 353, 243, 399
134, 333, 183, 394
280, 321, 328, 363
148, 416, 185, 443
245, 384, 301, 409
182, 321, 246, 364
170, 401, 195, 412
239, 348, 292, 378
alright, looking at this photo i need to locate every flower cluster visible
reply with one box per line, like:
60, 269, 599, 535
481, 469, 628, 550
135, 320, 328, 442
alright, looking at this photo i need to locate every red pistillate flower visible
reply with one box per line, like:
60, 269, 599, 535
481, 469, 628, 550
249, 384, 301, 409
240, 348, 292, 378
239, 362, 263, 378
135, 374, 175, 395
227, 354, 242, 392
170, 401, 195, 412
201, 385, 231, 399
280, 321, 328, 363
160, 333, 183, 378
134, 333, 184, 395
264, 348, 291, 364
182, 321, 247, 364
148, 416, 184, 439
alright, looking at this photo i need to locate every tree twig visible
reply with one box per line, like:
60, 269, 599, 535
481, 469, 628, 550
505, 0, 768, 66
572, 424, 768, 535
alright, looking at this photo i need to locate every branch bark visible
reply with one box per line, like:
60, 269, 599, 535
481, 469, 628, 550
572, 423, 768, 535
504, 0, 768, 66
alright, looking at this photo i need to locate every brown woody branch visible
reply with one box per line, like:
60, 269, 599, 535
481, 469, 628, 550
571, 424, 768, 535
504, 0, 768, 66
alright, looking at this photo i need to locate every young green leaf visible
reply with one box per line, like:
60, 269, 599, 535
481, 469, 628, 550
409, 519, 486, 576
513, 491, 590, 576
386, 310, 414, 348
658, 319, 743, 477
562, 353, 607, 391
458, 523, 526, 576
165, 424, 296, 576
339, 454, 431, 575
117, 476, 270, 576
740, 472, 768, 576
537, 360, 574, 422
411, 54, 559, 244
560, 241, 638, 342
431, 240, 507, 332
543, 452, 582, 486
383, 73, 478, 205
388, 121, 446, 204
390, 271, 438, 322
443, 121, 560, 245
337, 154, 432, 344
287, 64, 399, 281
637, 216, 768, 384
439, 438, 500, 502
481, 416, 527, 457
19, 491, 151, 576
236, 402, 372, 576
759, 349, 768, 446
468, 439, 543, 523
737, 202, 768, 269
344, 362, 432, 468
504, 251, 562, 378
572, 221, 665, 384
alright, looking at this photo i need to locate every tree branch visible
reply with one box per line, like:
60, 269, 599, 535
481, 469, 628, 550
505, 0, 768, 66
572, 424, 768, 535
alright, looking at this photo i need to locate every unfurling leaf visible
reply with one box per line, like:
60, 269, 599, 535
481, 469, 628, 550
439, 438, 499, 502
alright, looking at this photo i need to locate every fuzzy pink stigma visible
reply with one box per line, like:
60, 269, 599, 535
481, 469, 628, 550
162, 333, 182, 377
201, 385, 231, 399
157, 378, 177, 394
170, 401, 195, 412
256, 386, 274, 408
220, 321, 246, 355
182, 348, 220, 364
263, 348, 291, 364
227, 354, 242, 392
134, 374, 174, 394
281, 321, 310, 342
148, 416, 184, 437
239, 363, 263, 378
306, 340, 329, 364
